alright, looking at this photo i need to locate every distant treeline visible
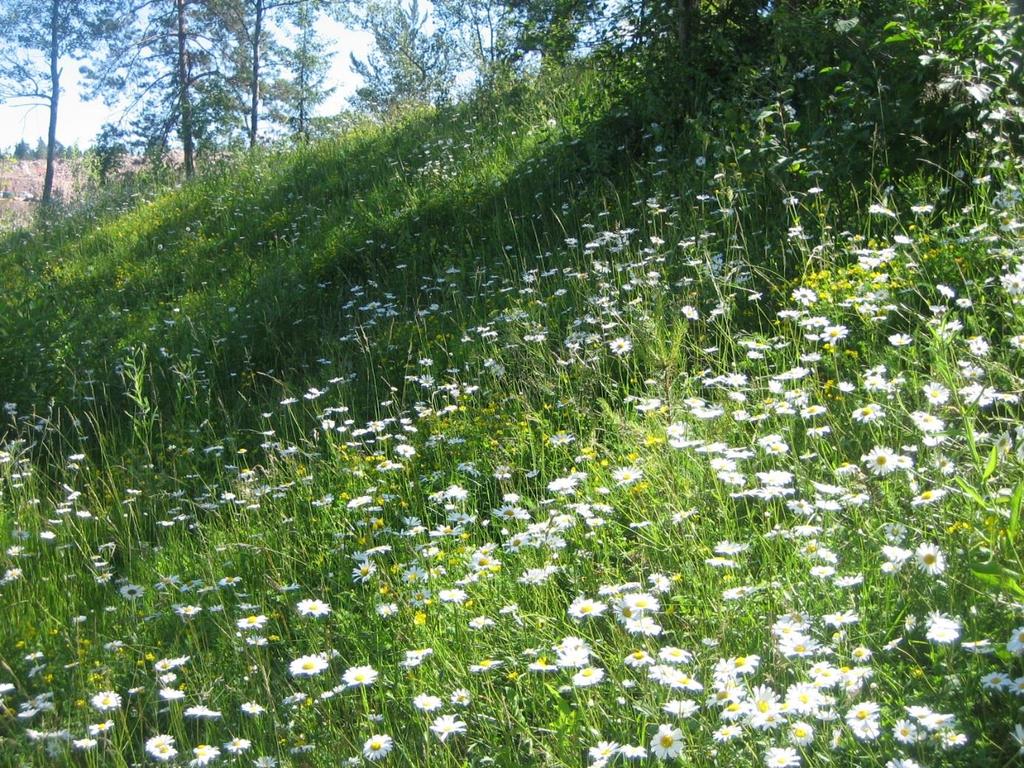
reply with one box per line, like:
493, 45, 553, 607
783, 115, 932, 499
0, 139, 89, 162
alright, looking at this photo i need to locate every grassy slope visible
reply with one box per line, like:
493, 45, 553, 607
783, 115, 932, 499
2, 61, 1024, 767
0, 70, 630, 414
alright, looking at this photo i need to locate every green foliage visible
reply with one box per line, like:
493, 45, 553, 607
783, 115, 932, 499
767, 0, 1023, 181
12, 139, 35, 161
433, 0, 519, 82
349, 0, 457, 117
91, 123, 128, 185
3, 10, 1024, 768
505, 0, 596, 62
274, 0, 337, 141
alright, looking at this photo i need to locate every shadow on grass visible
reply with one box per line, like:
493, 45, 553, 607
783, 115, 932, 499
0, 79, 651, 447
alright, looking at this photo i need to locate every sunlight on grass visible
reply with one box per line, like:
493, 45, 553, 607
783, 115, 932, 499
2, 56, 1024, 768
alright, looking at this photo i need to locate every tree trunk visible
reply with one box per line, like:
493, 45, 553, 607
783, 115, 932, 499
677, 0, 697, 57
475, 12, 486, 72
42, 0, 61, 204
176, 0, 195, 178
297, 60, 307, 139
294, 2, 306, 139
249, 0, 263, 149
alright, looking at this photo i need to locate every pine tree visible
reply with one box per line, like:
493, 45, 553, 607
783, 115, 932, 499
92, 122, 128, 184
214, 0, 328, 148
349, 0, 455, 117
89, 0, 231, 177
13, 140, 32, 161
503, 0, 596, 62
276, 0, 336, 141
0, 0, 125, 202
432, 0, 518, 83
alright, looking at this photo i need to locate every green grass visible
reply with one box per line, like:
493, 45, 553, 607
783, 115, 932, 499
2, 56, 1024, 768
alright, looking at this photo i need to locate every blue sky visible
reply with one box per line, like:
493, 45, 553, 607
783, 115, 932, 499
0, 18, 372, 151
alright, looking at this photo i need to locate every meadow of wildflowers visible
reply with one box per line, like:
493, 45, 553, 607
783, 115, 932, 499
2, 29, 1024, 768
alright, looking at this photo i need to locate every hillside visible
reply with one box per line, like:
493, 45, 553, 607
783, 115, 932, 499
2, 12, 1024, 768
